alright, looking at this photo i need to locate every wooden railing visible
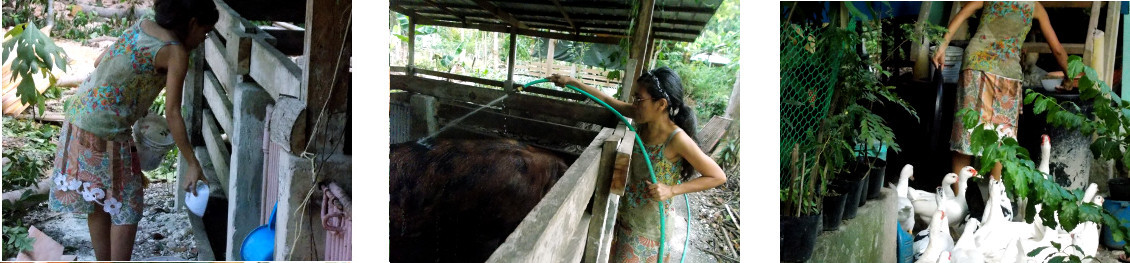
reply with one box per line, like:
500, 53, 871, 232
178, 0, 306, 260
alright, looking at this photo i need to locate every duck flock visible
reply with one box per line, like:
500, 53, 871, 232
896, 135, 1104, 263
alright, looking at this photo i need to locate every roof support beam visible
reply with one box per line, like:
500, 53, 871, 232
620, 0, 655, 101
549, 0, 579, 33
471, 0, 528, 29
417, 18, 623, 44
422, 0, 468, 24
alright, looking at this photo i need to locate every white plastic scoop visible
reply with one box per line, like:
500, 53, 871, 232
185, 181, 210, 217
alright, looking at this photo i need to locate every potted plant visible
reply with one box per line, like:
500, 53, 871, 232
826, 11, 920, 210
960, 55, 1130, 256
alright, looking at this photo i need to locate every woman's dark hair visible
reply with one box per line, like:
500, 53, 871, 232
155, 0, 219, 37
638, 67, 699, 181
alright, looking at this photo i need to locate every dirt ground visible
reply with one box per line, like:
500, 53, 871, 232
677, 165, 741, 262
22, 181, 198, 261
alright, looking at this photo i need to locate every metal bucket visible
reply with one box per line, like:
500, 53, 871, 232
132, 114, 176, 171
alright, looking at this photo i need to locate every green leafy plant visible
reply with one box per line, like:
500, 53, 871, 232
2, 117, 60, 192
716, 137, 739, 170
959, 55, 1130, 254
2, 223, 34, 259
1025, 241, 1096, 263
2, 22, 69, 116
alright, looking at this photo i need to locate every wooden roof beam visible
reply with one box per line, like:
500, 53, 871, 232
422, 0, 468, 24
416, 18, 622, 44
471, 0, 528, 29
549, 0, 578, 34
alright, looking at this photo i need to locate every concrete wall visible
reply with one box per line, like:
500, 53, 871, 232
273, 151, 352, 261
809, 188, 897, 263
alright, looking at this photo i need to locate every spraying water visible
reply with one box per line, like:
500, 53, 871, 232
416, 94, 509, 146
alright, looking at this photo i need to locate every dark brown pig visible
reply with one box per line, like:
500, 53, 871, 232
390, 139, 569, 262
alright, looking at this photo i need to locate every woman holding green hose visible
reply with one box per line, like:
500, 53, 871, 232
548, 67, 726, 262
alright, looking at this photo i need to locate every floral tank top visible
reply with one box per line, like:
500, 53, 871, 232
962, 1, 1035, 79
65, 21, 179, 140
618, 128, 685, 239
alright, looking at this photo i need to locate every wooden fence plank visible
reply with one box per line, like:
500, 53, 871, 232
487, 128, 611, 262
250, 37, 303, 101
583, 127, 623, 263
213, 0, 257, 45
204, 71, 235, 136
611, 129, 635, 196
202, 109, 232, 193
437, 102, 599, 147
205, 35, 236, 97
698, 116, 733, 153
390, 75, 617, 127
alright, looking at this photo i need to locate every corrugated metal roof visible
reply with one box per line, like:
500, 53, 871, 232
390, 0, 722, 44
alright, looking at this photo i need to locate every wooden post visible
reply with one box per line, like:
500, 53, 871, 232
583, 127, 624, 263
409, 94, 437, 139
505, 31, 517, 92
408, 16, 417, 76
226, 82, 272, 259
299, 0, 351, 155
1104, 1, 1120, 86
619, 0, 655, 101
725, 75, 739, 119
1085, 1, 1102, 66
913, 1, 934, 80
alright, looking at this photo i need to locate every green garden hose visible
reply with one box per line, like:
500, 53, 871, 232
522, 79, 693, 262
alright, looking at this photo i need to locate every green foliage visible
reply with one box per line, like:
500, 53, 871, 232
960, 55, 1130, 254
716, 136, 739, 170
2, 117, 60, 192
150, 90, 166, 116
2, 22, 69, 115
2, 223, 34, 259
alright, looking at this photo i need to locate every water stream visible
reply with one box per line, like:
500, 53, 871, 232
416, 94, 509, 145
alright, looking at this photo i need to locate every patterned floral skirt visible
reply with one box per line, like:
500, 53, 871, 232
48, 120, 146, 225
951, 69, 1024, 155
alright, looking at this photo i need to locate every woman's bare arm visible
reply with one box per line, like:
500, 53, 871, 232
160, 45, 205, 193
669, 133, 727, 196
548, 74, 637, 118
1034, 2, 1068, 72
933, 1, 984, 69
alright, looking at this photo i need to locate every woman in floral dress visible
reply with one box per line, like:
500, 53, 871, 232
933, 1, 1072, 181
548, 67, 727, 262
47, 0, 217, 260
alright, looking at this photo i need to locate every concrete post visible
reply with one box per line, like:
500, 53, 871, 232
274, 151, 352, 261
226, 82, 272, 259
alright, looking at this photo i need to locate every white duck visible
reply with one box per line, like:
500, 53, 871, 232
912, 174, 959, 226
895, 164, 916, 234
949, 217, 984, 263
916, 207, 954, 263
1018, 134, 1053, 222
969, 176, 1029, 263
948, 166, 980, 236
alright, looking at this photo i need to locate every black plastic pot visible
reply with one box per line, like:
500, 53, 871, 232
840, 176, 864, 220
1110, 178, 1130, 201
822, 182, 848, 231
781, 214, 823, 262
868, 159, 887, 200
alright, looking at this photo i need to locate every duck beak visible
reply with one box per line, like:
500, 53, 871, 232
910, 175, 915, 181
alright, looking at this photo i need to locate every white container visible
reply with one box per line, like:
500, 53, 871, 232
932, 46, 965, 84
132, 114, 176, 171
1042, 79, 1063, 92
184, 182, 210, 217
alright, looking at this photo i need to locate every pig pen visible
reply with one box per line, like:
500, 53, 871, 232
390, 69, 638, 262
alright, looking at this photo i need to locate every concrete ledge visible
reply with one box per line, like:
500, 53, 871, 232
810, 187, 897, 263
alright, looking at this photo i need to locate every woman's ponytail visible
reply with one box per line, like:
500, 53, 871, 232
642, 67, 699, 181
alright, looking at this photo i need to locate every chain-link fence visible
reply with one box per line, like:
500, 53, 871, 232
780, 23, 845, 184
